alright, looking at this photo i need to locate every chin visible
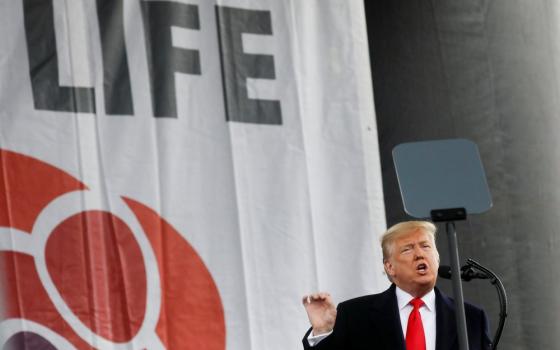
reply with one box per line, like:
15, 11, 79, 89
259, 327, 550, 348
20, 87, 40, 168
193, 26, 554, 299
416, 276, 436, 286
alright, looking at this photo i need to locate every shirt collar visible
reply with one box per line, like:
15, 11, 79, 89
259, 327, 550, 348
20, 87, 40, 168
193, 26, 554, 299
395, 286, 436, 312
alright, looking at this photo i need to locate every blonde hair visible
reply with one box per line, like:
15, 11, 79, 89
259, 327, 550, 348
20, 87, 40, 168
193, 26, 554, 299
381, 221, 437, 262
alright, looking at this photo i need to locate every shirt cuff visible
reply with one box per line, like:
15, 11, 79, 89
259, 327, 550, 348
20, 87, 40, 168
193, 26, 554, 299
307, 330, 333, 346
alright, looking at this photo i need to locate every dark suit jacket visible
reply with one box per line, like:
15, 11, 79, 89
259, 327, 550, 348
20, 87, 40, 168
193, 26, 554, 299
302, 284, 491, 350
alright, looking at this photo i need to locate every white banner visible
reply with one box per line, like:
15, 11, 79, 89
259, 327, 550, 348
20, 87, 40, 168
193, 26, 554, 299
0, 0, 387, 349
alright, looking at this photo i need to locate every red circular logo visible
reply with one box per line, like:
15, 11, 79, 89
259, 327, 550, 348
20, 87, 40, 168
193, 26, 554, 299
0, 149, 225, 349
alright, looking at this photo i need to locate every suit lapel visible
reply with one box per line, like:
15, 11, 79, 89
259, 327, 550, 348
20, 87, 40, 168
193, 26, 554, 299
367, 284, 406, 350
435, 287, 458, 350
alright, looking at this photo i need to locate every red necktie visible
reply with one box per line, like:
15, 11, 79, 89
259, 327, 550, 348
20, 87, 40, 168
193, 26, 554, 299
406, 298, 426, 350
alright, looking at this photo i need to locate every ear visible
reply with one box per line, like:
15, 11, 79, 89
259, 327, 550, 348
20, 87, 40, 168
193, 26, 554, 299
384, 259, 395, 277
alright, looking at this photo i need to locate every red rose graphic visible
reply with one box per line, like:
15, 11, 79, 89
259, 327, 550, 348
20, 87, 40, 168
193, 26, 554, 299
0, 149, 225, 349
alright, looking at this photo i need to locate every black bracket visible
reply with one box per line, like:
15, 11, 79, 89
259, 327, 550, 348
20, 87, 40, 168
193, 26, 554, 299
430, 207, 467, 222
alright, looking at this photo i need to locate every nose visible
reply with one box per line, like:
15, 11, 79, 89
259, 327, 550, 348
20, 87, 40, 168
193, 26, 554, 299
413, 245, 424, 259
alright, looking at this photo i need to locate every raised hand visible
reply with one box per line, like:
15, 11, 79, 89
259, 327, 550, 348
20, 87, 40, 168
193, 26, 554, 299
302, 292, 337, 335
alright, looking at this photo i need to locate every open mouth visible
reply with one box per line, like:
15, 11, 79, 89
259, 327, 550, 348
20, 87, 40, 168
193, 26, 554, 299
416, 263, 428, 274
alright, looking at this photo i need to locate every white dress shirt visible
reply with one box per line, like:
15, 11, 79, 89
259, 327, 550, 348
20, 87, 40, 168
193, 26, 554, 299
396, 287, 436, 350
307, 287, 436, 349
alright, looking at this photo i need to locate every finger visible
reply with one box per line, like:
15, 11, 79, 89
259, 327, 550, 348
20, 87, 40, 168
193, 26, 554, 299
303, 293, 319, 304
302, 294, 321, 304
303, 291, 334, 305
311, 293, 329, 302
309, 293, 324, 301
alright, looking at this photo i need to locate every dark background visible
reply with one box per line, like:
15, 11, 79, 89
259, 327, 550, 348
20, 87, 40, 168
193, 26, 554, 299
364, 0, 560, 348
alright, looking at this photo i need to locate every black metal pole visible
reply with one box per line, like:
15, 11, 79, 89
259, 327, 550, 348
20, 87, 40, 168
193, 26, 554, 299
446, 222, 469, 350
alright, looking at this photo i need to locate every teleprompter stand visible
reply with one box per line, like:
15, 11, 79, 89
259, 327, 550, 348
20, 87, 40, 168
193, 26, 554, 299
431, 209, 470, 350
393, 139, 493, 350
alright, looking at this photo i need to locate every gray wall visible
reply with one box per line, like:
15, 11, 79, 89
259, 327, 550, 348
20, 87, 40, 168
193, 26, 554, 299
365, 0, 560, 348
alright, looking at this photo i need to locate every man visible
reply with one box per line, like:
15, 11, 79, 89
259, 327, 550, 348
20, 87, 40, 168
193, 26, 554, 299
302, 221, 491, 350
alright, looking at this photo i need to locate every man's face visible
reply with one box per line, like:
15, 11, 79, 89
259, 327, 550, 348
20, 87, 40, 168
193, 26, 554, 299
384, 228, 439, 297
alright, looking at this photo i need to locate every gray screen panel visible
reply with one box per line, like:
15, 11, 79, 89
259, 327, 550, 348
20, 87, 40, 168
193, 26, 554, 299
393, 139, 492, 218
